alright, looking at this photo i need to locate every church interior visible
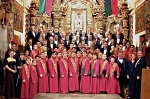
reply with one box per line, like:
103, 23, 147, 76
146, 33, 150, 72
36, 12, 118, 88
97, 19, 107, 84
0, 0, 150, 99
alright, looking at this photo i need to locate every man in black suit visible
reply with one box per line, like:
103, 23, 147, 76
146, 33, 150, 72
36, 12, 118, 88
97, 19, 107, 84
85, 27, 94, 40
45, 30, 54, 41
4, 43, 20, 63
75, 34, 81, 46
64, 35, 71, 50
133, 51, 146, 99
47, 36, 57, 57
116, 51, 128, 98
24, 39, 33, 53
54, 28, 62, 41
27, 25, 37, 45
100, 41, 111, 57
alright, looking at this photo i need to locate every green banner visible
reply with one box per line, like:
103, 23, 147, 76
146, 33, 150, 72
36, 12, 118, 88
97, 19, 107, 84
104, 0, 111, 16
38, 0, 46, 15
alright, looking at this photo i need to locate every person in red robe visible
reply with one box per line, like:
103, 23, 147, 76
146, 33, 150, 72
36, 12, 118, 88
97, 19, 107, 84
107, 56, 120, 94
91, 54, 99, 94
48, 52, 59, 93
30, 44, 39, 59
29, 59, 38, 98
97, 52, 103, 92
36, 52, 49, 93
99, 54, 109, 93
80, 51, 91, 93
21, 57, 31, 99
68, 52, 79, 92
59, 52, 69, 93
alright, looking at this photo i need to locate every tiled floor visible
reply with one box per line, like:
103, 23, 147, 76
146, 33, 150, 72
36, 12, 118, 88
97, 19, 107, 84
33, 93, 122, 99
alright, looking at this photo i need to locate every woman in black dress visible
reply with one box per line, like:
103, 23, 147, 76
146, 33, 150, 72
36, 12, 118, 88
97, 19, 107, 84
3, 50, 17, 99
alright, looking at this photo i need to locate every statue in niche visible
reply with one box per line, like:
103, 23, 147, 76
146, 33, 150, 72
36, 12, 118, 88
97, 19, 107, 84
74, 13, 83, 30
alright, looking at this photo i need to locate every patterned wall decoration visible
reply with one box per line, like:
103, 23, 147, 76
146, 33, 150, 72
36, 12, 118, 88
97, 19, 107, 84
129, 15, 133, 44
14, 1, 23, 32
135, 1, 146, 34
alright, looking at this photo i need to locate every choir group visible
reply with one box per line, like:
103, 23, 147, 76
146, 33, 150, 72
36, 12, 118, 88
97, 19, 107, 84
1, 26, 147, 99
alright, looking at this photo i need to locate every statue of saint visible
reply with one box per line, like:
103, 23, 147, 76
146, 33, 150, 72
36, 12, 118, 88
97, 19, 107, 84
74, 14, 83, 30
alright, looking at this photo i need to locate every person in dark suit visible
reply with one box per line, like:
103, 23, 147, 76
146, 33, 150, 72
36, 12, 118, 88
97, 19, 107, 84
114, 28, 124, 40
64, 35, 71, 50
4, 43, 20, 64
75, 34, 81, 46
45, 30, 54, 41
85, 27, 94, 40
100, 41, 111, 57
27, 25, 37, 45
24, 39, 33, 53
116, 51, 128, 98
47, 36, 57, 57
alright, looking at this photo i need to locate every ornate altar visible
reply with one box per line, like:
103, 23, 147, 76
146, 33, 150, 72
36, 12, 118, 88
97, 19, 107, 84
27, 0, 130, 36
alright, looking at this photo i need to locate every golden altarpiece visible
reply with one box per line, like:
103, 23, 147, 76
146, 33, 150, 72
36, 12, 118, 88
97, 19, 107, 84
26, 0, 130, 41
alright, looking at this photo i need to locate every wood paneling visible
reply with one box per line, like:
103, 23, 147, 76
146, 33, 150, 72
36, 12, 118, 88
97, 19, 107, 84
141, 69, 150, 99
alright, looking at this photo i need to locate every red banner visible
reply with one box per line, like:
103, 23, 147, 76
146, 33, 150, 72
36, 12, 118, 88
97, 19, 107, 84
45, 0, 53, 16
111, 0, 118, 16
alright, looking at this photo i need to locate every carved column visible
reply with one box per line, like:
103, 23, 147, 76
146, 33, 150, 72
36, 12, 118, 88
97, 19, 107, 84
121, 2, 129, 40
52, 5, 62, 28
93, 4, 104, 32
29, 1, 38, 26
0, 1, 13, 59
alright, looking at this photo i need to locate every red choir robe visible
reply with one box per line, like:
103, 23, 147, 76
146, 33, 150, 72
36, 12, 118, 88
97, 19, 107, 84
68, 57, 79, 91
99, 59, 109, 92
59, 58, 69, 93
30, 49, 39, 59
107, 62, 120, 94
80, 57, 91, 93
29, 65, 38, 98
36, 58, 49, 93
48, 58, 59, 93
91, 60, 99, 94
21, 64, 30, 99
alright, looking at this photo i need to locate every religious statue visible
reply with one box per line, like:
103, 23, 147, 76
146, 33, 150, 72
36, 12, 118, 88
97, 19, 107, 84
74, 14, 83, 30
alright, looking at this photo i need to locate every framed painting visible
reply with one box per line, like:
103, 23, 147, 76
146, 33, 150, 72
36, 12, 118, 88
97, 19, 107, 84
71, 8, 87, 31
14, 1, 23, 33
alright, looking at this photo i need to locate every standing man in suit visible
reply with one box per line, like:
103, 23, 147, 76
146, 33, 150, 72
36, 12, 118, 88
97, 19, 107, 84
64, 35, 71, 50
133, 51, 146, 99
48, 37, 57, 57
100, 41, 111, 57
25, 39, 33, 53
86, 27, 94, 40
27, 25, 37, 45
116, 51, 127, 98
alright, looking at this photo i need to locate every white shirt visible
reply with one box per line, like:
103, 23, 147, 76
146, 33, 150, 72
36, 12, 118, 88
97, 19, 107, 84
111, 45, 114, 48
118, 58, 123, 63
67, 40, 69, 45
77, 40, 80, 44
88, 41, 92, 47
54, 40, 58, 45
32, 32, 35, 37
135, 58, 141, 68
117, 39, 120, 44
122, 46, 126, 51
29, 45, 32, 50
76, 31, 80, 35
81, 36, 85, 40
104, 49, 107, 54
50, 43, 53, 49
